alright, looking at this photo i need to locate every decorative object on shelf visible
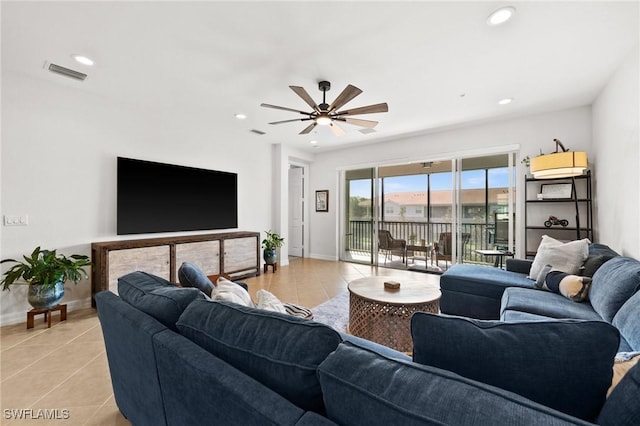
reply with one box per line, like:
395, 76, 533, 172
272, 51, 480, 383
1, 247, 91, 309
529, 139, 587, 179
261, 230, 284, 265
315, 190, 329, 212
540, 183, 573, 199
544, 216, 569, 228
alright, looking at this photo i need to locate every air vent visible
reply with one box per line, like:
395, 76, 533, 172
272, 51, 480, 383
48, 63, 87, 81
250, 129, 266, 135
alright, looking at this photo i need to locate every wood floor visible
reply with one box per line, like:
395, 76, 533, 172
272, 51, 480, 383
0, 258, 433, 425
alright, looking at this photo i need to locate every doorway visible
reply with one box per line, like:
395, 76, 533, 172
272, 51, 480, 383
288, 166, 304, 257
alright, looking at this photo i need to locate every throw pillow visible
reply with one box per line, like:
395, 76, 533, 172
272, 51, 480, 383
535, 264, 592, 302
256, 289, 287, 313
411, 312, 619, 421
178, 262, 215, 297
118, 271, 205, 331
176, 299, 342, 413
582, 243, 619, 277
528, 235, 590, 279
608, 352, 640, 396
212, 277, 254, 307
283, 302, 313, 319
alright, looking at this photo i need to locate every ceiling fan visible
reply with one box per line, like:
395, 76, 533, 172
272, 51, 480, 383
260, 81, 388, 136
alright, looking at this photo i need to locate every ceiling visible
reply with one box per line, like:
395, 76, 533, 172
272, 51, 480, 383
2, 1, 638, 153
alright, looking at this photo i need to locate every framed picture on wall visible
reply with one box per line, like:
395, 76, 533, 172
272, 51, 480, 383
315, 190, 329, 212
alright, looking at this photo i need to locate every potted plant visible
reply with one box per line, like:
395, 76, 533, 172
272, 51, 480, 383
1, 247, 92, 309
261, 230, 284, 265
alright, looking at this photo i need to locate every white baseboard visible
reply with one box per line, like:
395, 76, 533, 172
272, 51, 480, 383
0, 297, 93, 327
309, 253, 339, 261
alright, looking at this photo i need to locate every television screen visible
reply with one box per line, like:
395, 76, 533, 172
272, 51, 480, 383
117, 157, 237, 235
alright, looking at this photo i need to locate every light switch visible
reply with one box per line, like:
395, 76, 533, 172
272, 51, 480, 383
3, 215, 28, 226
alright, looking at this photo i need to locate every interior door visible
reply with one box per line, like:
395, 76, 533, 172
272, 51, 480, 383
288, 167, 304, 257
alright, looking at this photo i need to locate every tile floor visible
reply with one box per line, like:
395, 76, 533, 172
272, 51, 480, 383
0, 258, 434, 425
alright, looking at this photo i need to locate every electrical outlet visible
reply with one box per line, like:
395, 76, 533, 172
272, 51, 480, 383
3, 215, 28, 226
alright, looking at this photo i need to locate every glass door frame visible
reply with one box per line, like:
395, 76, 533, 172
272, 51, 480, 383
340, 167, 380, 266
338, 145, 519, 268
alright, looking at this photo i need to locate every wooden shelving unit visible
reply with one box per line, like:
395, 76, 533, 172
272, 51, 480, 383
524, 171, 593, 258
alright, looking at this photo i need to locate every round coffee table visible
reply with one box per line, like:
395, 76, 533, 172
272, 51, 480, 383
348, 276, 441, 352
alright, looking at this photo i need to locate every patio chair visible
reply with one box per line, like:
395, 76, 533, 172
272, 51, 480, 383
431, 232, 470, 270
378, 230, 406, 264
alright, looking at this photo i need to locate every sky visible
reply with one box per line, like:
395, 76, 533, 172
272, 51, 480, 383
349, 168, 512, 198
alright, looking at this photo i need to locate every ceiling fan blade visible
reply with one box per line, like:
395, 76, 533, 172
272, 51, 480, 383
260, 103, 310, 115
268, 118, 313, 125
328, 84, 362, 112
340, 117, 379, 128
329, 122, 346, 136
336, 102, 389, 116
289, 86, 319, 112
299, 122, 317, 135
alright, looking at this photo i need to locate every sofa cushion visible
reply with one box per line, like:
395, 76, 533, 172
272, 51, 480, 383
441, 264, 536, 299
178, 262, 215, 297
528, 236, 590, 279
582, 244, 619, 277
411, 312, 619, 421
598, 362, 640, 426
500, 287, 603, 321
118, 271, 205, 331
152, 329, 310, 426
318, 342, 591, 425
501, 309, 557, 322
612, 287, 640, 352
590, 256, 640, 323
176, 299, 342, 413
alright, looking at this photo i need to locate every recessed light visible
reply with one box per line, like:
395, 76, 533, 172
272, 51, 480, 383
72, 54, 94, 66
235, 113, 247, 120
487, 6, 515, 26
310, 140, 318, 145
498, 98, 513, 105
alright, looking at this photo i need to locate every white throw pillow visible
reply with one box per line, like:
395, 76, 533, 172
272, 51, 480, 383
256, 289, 287, 314
212, 277, 254, 307
528, 235, 590, 279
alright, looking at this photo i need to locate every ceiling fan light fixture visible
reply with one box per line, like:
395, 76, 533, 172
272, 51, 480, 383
316, 115, 332, 126
487, 6, 516, 26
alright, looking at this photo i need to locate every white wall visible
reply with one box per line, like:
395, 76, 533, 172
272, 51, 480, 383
309, 107, 593, 260
0, 72, 272, 325
592, 45, 640, 258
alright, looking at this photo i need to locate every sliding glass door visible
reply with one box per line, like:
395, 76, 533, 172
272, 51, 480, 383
339, 151, 516, 271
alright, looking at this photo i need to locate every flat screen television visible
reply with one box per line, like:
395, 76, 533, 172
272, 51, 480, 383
117, 157, 237, 235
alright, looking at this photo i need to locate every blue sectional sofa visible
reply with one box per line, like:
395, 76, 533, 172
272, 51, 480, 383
96, 271, 640, 425
440, 243, 620, 320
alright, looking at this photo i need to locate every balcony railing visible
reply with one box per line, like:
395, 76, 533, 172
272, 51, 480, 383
346, 220, 505, 265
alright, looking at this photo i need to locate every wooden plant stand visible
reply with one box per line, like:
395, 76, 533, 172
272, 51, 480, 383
27, 304, 67, 329
263, 263, 278, 273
